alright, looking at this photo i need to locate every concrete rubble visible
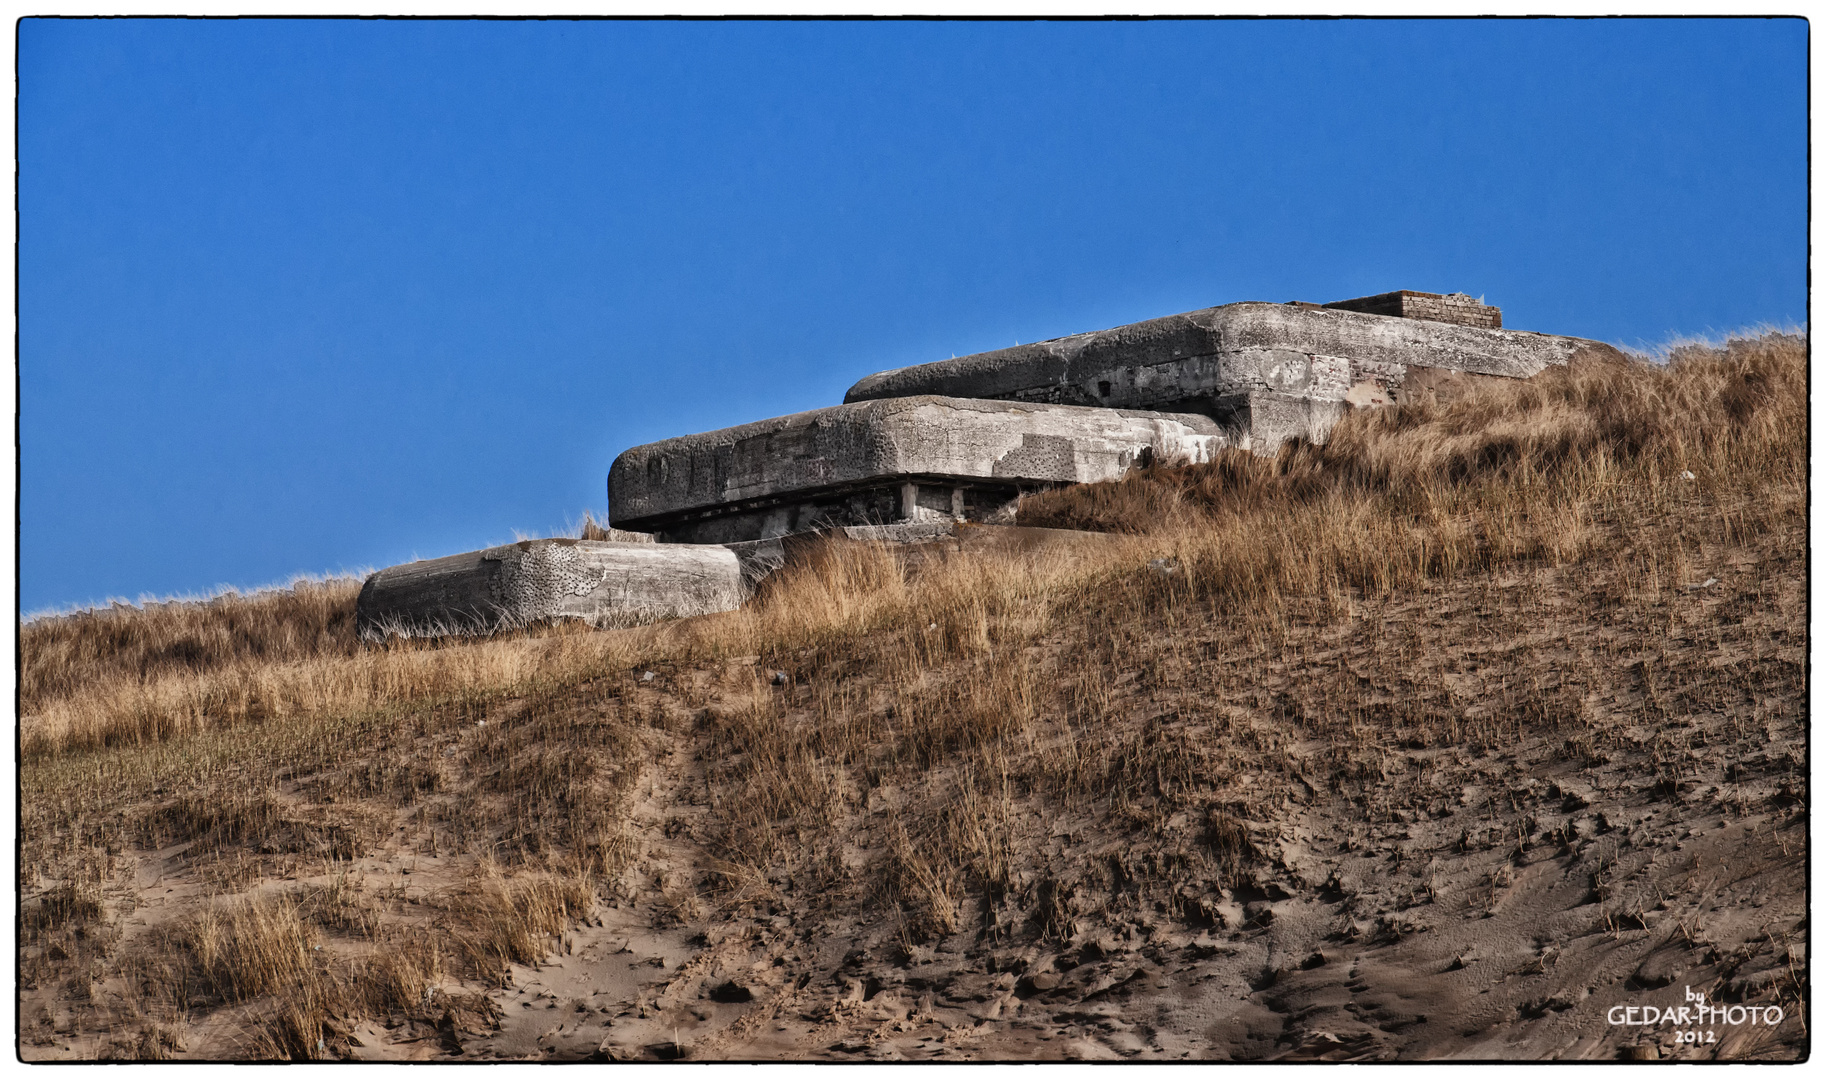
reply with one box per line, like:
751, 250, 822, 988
360, 290, 1608, 636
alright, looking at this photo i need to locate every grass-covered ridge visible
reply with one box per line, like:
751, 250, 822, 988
23, 335, 1802, 761
19, 333, 1807, 1061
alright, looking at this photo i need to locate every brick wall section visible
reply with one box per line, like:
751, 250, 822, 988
1322, 290, 1502, 330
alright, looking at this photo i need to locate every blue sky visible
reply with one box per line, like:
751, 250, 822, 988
20, 17, 1808, 613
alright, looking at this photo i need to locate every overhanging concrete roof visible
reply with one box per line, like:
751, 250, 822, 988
608, 395, 1225, 531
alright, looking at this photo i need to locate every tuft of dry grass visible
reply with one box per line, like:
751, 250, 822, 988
458, 870, 595, 971
188, 893, 320, 1003
98, 1021, 187, 1061
577, 509, 656, 543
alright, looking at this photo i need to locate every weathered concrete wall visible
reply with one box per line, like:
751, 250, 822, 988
842, 301, 1613, 450
608, 395, 1226, 542
356, 538, 744, 640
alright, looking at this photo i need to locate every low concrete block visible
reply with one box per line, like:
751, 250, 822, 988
356, 538, 744, 640
608, 395, 1225, 543
721, 521, 966, 594
842, 300, 1616, 450
1322, 289, 1503, 329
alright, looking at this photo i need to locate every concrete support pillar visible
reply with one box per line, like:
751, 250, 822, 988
900, 482, 919, 521
951, 486, 966, 520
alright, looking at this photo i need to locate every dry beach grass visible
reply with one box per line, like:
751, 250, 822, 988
19, 333, 1808, 1060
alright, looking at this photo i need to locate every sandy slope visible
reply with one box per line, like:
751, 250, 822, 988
464, 543, 1807, 1060
20, 525, 1807, 1063
448, 585, 1804, 1062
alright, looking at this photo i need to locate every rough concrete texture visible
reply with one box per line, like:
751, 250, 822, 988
608, 395, 1225, 542
356, 538, 744, 640
842, 300, 1615, 449
1321, 289, 1503, 329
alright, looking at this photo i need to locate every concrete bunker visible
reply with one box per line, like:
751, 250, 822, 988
355, 538, 745, 640
360, 288, 1612, 638
841, 298, 1616, 452
606, 395, 1226, 544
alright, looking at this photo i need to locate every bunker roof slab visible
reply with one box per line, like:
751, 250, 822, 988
607, 395, 1225, 534
842, 300, 1605, 412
